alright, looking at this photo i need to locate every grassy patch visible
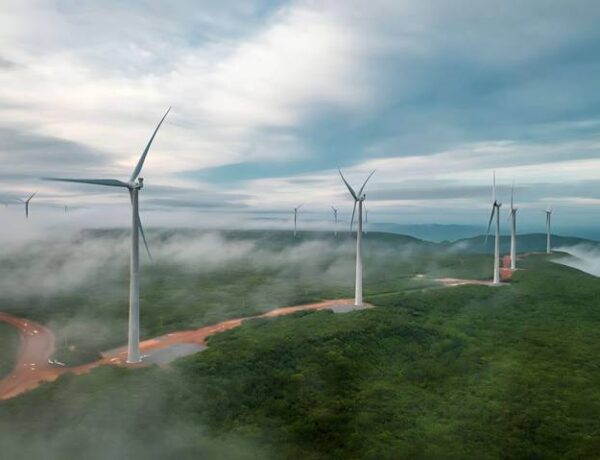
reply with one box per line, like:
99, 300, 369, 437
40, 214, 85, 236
0, 322, 19, 379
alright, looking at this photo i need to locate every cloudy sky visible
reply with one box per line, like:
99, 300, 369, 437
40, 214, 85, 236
2, 0, 600, 235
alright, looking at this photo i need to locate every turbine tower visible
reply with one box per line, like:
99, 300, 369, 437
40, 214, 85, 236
331, 206, 338, 236
19, 192, 37, 218
46, 107, 170, 363
509, 182, 517, 270
485, 172, 501, 285
545, 205, 552, 254
339, 169, 375, 306
293, 204, 302, 237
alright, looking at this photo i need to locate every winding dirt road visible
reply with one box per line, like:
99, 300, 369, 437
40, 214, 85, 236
0, 313, 57, 400
0, 299, 361, 400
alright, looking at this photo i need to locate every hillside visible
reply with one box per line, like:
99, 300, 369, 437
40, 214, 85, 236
447, 233, 598, 254
1, 254, 600, 458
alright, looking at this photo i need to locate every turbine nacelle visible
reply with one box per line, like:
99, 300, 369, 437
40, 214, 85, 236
130, 177, 144, 190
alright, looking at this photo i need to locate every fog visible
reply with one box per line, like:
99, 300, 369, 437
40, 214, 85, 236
0, 225, 463, 459
0, 364, 271, 460
0, 228, 358, 299
554, 245, 600, 277
0, 228, 365, 459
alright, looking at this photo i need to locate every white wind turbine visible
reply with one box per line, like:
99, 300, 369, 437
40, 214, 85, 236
46, 107, 170, 363
331, 206, 338, 236
19, 192, 37, 218
339, 169, 375, 306
293, 204, 303, 237
509, 182, 517, 270
545, 205, 552, 254
485, 172, 501, 285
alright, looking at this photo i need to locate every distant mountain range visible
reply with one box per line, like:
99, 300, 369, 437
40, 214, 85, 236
444, 233, 599, 254
369, 223, 484, 242
370, 223, 600, 246
83, 226, 599, 256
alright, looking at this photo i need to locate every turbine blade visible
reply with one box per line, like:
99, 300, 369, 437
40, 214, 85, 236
350, 200, 357, 232
511, 181, 514, 209
297, 204, 303, 210
485, 206, 495, 243
130, 107, 171, 182
338, 170, 358, 200
44, 178, 129, 188
26, 191, 37, 203
137, 211, 152, 261
492, 171, 496, 203
358, 170, 376, 196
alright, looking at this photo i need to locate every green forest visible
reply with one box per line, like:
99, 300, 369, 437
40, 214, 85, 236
1, 231, 600, 459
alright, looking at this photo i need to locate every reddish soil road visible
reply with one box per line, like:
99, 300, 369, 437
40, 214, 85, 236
0, 313, 57, 400
0, 299, 360, 400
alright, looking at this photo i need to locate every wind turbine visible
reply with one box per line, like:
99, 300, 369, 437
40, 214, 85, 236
545, 205, 552, 254
339, 169, 375, 306
331, 206, 338, 236
485, 172, 501, 285
509, 182, 517, 270
19, 192, 37, 218
45, 107, 171, 363
293, 204, 303, 237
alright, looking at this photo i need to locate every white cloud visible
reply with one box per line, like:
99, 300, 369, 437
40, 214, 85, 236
1, 0, 600, 230
232, 136, 600, 213
0, 1, 374, 184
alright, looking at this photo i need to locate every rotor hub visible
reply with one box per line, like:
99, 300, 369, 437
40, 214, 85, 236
129, 178, 144, 190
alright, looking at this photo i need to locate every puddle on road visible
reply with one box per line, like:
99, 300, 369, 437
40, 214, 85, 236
328, 304, 372, 314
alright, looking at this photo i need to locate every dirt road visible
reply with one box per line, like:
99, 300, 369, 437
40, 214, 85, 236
0, 299, 360, 400
0, 313, 58, 400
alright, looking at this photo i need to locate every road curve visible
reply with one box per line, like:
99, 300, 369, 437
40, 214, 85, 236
0, 313, 57, 400
0, 299, 361, 400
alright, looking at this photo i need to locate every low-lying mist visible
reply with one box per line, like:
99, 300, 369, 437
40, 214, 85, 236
554, 245, 600, 277
0, 229, 379, 362
0, 228, 493, 459
0, 228, 484, 365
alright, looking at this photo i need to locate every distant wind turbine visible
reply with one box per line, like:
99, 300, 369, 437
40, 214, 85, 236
509, 182, 517, 270
545, 205, 552, 254
339, 169, 375, 306
331, 206, 338, 236
293, 204, 303, 237
45, 107, 171, 363
485, 172, 501, 285
19, 192, 37, 219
